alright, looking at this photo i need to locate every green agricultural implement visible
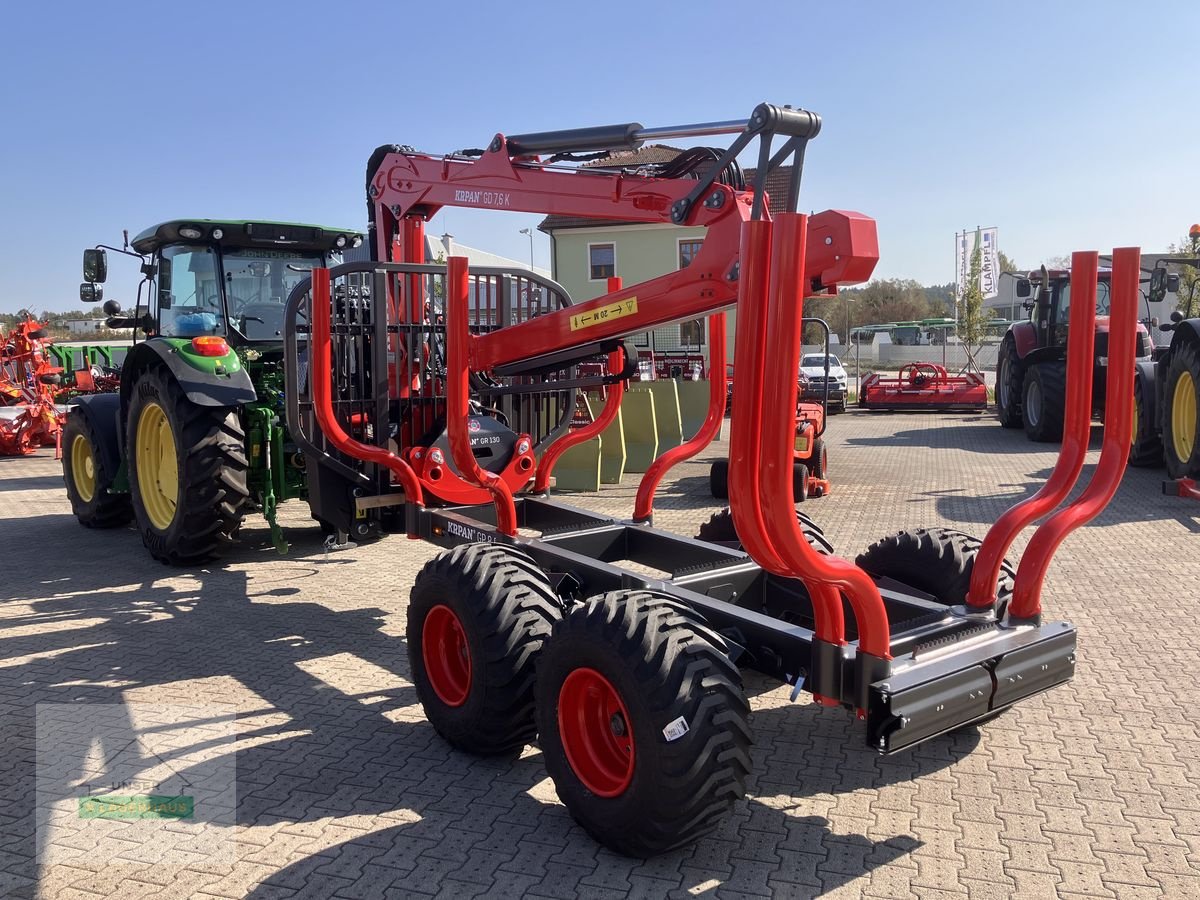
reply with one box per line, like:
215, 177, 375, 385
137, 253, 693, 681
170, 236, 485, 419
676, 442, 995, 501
61, 220, 363, 564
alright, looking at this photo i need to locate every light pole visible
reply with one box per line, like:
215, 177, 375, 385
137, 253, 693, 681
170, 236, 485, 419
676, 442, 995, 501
519, 227, 534, 271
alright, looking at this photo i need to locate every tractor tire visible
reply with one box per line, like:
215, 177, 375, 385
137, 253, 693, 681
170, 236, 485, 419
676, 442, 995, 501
709, 458, 729, 499
1129, 375, 1163, 468
534, 591, 752, 857
1163, 338, 1200, 479
1021, 361, 1066, 443
808, 437, 827, 481
408, 544, 561, 756
61, 411, 132, 529
995, 335, 1024, 429
126, 367, 249, 565
695, 507, 835, 554
856, 528, 1016, 610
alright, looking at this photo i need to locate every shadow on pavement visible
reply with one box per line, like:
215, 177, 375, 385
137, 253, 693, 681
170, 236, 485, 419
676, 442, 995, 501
0, 535, 950, 897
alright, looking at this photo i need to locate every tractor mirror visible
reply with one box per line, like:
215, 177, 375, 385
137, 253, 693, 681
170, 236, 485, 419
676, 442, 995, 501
1148, 268, 1180, 305
83, 248, 108, 283
1015, 278, 1031, 298
80, 283, 103, 303
102, 299, 122, 316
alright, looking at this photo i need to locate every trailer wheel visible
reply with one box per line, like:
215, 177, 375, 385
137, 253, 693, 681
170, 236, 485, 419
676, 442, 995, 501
1129, 376, 1162, 468
1021, 362, 1065, 443
995, 335, 1024, 428
127, 367, 249, 564
695, 507, 834, 554
535, 591, 752, 857
856, 528, 1015, 609
1163, 338, 1200, 479
62, 412, 132, 528
408, 543, 561, 756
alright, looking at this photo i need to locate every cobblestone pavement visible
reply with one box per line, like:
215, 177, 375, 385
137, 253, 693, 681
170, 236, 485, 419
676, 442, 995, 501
1, 410, 1197, 899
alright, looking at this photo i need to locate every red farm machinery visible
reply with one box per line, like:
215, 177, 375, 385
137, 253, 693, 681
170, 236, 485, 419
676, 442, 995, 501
859, 362, 988, 411
266, 105, 1138, 857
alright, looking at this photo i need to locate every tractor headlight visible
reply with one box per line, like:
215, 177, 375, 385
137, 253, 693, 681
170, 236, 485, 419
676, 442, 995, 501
178, 226, 203, 240
211, 228, 224, 240
335, 235, 348, 249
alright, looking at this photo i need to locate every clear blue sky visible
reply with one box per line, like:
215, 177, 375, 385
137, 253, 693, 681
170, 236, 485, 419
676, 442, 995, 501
2, 0, 1195, 314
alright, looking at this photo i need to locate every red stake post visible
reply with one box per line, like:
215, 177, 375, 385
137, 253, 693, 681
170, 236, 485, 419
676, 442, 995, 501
756, 214, 890, 663
309, 268, 424, 513
967, 251, 1099, 610
1009, 248, 1141, 621
632, 311, 727, 523
445, 256, 519, 536
534, 276, 627, 494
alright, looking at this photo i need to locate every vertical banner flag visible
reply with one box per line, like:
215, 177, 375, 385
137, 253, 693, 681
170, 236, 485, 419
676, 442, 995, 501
980, 227, 999, 299
955, 228, 1000, 300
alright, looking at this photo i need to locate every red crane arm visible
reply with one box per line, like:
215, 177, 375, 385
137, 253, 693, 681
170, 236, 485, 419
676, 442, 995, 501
367, 124, 879, 375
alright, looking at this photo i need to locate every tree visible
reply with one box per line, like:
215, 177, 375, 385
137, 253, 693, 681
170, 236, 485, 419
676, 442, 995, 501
957, 229, 988, 373
1167, 228, 1200, 318
998, 250, 1019, 274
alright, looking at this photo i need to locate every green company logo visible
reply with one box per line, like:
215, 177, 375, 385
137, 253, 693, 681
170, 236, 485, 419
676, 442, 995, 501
78, 795, 194, 820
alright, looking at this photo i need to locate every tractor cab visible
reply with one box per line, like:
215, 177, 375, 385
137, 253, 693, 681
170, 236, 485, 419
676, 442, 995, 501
82, 220, 363, 349
1017, 268, 1113, 349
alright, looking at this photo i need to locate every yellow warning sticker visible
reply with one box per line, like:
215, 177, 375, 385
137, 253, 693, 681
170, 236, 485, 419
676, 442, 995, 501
569, 296, 638, 331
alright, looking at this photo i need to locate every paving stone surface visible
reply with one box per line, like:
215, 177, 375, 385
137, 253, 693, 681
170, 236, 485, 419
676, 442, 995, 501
1, 410, 1197, 898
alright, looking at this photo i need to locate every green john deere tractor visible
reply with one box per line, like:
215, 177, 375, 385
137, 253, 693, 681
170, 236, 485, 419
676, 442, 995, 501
62, 220, 363, 564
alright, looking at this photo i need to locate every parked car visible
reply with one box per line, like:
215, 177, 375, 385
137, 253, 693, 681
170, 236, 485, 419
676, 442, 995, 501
799, 353, 848, 413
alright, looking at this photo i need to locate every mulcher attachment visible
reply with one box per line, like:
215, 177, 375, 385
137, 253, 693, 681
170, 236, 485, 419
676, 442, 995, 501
859, 363, 988, 411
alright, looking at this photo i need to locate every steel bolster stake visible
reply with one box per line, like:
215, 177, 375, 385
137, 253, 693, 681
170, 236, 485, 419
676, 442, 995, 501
1010, 247, 1141, 621
309, 268, 424, 516
757, 214, 891, 709
632, 310, 727, 523
536, 277, 627, 495
727, 219, 792, 578
534, 347, 626, 494
445, 256, 519, 537
967, 251, 1099, 610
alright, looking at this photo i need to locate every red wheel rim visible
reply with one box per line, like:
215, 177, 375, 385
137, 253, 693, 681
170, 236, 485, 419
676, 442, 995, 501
422, 605, 472, 707
558, 667, 635, 797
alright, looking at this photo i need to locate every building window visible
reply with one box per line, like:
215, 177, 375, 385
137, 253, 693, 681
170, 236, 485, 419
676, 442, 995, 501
680, 319, 705, 346
678, 239, 704, 269
589, 243, 615, 280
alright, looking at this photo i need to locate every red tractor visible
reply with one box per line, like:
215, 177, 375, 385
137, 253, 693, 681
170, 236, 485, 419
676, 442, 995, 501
995, 267, 1153, 441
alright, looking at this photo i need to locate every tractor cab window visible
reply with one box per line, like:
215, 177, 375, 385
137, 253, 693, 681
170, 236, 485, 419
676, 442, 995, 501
157, 245, 224, 338
222, 248, 328, 341
1055, 280, 1111, 326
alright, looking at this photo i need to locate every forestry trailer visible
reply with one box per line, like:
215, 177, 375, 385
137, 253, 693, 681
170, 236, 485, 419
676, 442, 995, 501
274, 105, 1138, 856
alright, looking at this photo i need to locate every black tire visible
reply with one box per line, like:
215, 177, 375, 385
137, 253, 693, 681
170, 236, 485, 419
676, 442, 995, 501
1129, 375, 1162, 468
995, 335, 1024, 429
709, 458, 729, 499
792, 462, 809, 501
1021, 362, 1066, 443
1162, 338, 1200, 479
126, 367, 249, 565
808, 436, 827, 480
61, 411, 132, 528
408, 543, 561, 756
695, 507, 834, 555
855, 528, 1015, 609
535, 591, 752, 857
